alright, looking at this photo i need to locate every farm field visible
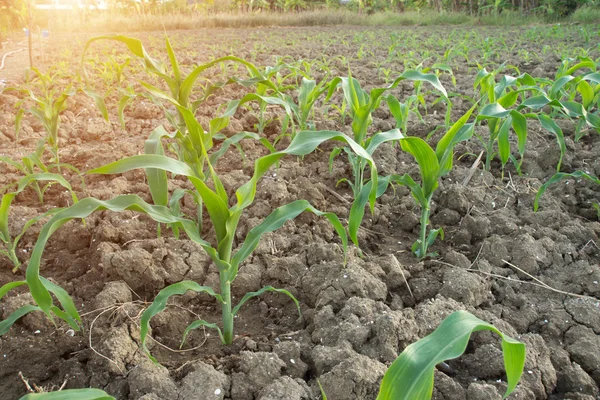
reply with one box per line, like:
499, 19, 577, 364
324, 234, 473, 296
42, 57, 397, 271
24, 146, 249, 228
1, 23, 600, 399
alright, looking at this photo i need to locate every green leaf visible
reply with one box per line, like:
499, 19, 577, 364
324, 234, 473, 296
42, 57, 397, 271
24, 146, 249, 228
144, 126, 170, 206
0, 281, 27, 300
399, 137, 439, 199
41, 277, 81, 326
425, 227, 444, 250
365, 129, 404, 157
347, 176, 393, 249
19, 389, 115, 400
537, 114, 565, 172
231, 285, 300, 318
577, 80, 594, 110
82, 89, 109, 122
117, 92, 135, 130
436, 105, 476, 175
140, 281, 223, 361
510, 111, 528, 157
0, 304, 41, 335
0, 193, 17, 242
377, 310, 526, 400
477, 103, 510, 120
534, 171, 600, 211
390, 173, 427, 207
180, 56, 268, 108
231, 200, 347, 273
165, 36, 181, 84
82, 35, 165, 78
549, 75, 575, 100
15, 108, 24, 139
497, 116, 513, 167
181, 319, 224, 346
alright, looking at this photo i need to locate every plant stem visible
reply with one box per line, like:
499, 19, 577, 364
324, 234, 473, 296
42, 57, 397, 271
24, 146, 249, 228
9, 249, 20, 273
485, 139, 493, 171
419, 202, 431, 258
220, 273, 233, 345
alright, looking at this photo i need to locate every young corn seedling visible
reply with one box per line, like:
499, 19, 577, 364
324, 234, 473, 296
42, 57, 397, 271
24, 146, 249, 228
394, 107, 476, 259
326, 71, 448, 200
280, 75, 332, 133
7, 69, 106, 172
376, 310, 525, 400
241, 62, 297, 136
542, 57, 600, 141
1, 142, 52, 204
473, 69, 549, 173
82, 35, 279, 135
10, 76, 71, 169
0, 171, 76, 272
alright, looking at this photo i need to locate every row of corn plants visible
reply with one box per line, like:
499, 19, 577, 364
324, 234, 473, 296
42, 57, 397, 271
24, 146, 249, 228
3, 34, 598, 399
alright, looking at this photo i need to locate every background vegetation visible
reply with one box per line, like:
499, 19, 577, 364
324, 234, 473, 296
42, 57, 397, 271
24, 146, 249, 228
0, 0, 599, 39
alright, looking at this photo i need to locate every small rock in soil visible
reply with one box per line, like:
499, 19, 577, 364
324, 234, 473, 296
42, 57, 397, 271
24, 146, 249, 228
317, 353, 386, 400
557, 363, 599, 397
89, 325, 138, 379
301, 261, 387, 309
439, 268, 491, 307
230, 351, 286, 400
94, 281, 132, 309
564, 325, 600, 383
273, 341, 308, 378
432, 370, 466, 400
256, 376, 313, 400
128, 358, 178, 399
179, 360, 230, 400
466, 382, 501, 400
444, 250, 471, 269
564, 298, 600, 334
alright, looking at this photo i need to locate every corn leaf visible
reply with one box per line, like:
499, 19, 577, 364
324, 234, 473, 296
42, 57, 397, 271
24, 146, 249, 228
399, 137, 439, 199
231, 199, 347, 274
181, 319, 224, 346
377, 310, 525, 400
144, 126, 170, 206
0, 304, 41, 335
19, 389, 115, 400
497, 116, 513, 167
140, 280, 223, 361
534, 171, 600, 211
231, 285, 300, 317
537, 114, 565, 172
348, 176, 394, 248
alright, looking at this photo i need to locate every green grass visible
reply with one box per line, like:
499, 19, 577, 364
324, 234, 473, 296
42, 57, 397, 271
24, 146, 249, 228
25, 8, 573, 33
569, 5, 600, 23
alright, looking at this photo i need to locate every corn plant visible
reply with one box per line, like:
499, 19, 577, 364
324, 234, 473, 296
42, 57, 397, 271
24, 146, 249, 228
473, 70, 551, 173
236, 62, 297, 136
7, 69, 106, 171
281, 76, 332, 132
541, 57, 600, 141
376, 310, 525, 400
82, 35, 280, 135
1, 142, 51, 204
326, 71, 448, 200
393, 107, 475, 258
0, 170, 76, 272
2, 129, 384, 355
10, 78, 71, 169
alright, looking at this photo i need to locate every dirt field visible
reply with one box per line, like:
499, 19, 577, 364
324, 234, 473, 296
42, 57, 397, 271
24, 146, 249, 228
1, 24, 600, 399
